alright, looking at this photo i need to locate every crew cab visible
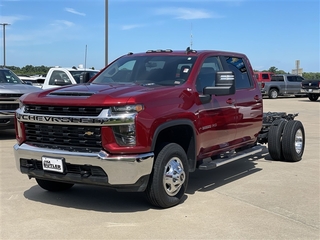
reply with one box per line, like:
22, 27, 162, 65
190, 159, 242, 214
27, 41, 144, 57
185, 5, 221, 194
0, 67, 41, 130
41, 66, 99, 89
260, 74, 306, 98
13, 49, 305, 208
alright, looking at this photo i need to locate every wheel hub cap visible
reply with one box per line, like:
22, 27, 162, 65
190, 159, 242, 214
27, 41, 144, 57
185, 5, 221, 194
295, 129, 303, 154
163, 158, 186, 196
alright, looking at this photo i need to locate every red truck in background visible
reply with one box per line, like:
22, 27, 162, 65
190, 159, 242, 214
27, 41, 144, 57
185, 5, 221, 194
14, 48, 305, 208
254, 71, 274, 82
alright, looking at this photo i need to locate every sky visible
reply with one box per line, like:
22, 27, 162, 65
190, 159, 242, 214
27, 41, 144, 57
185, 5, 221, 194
0, 0, 319, 73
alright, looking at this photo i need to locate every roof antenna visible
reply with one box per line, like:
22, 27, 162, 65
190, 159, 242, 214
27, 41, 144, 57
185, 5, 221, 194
84, 44, 87, 69
190, 23, 193, 49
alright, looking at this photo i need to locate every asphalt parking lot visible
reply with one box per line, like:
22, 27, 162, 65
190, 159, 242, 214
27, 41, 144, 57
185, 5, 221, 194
0, 97, 319, 240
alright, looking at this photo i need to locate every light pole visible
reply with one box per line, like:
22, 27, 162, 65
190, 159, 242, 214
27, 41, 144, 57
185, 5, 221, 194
0, 23, 10, 67
105, 0, 108, 66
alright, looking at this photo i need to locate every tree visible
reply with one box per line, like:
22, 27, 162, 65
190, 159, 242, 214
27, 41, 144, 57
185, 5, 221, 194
268, 66, 278, 73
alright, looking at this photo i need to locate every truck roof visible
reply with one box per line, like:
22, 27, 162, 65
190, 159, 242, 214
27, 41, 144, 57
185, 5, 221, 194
124, 49, 247, 58
50, 67, 98, 72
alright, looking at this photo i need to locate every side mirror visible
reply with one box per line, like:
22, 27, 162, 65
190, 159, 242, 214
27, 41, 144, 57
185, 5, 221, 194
24, 81, 33, 85
54, 79, 70, 86
80, 72, 91, 83
203, 71, 235, 96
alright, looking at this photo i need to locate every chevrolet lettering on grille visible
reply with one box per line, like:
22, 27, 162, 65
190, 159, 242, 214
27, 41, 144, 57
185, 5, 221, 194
17, 114, 109, 125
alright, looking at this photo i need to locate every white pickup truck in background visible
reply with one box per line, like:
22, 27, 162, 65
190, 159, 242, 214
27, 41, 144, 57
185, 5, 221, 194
41, 66, 99, 90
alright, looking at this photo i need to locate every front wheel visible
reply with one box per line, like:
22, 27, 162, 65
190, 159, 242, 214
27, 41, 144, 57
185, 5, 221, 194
36, 178, 74, 191
145, 143, 189, 208
308, 94, 319, 101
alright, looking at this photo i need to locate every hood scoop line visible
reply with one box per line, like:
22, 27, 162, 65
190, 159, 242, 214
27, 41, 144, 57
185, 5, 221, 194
49, 91, 95, 97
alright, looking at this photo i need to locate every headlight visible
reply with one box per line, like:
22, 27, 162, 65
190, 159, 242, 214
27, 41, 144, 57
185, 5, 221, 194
112, 124, 136, 146
18, 100, 25, 110
110, 104, 143, 114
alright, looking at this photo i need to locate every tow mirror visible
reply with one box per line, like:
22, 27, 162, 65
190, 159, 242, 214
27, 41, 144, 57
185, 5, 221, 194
54, 79, 70, 86
80, 72, 91, 83
203, 71, 235, 96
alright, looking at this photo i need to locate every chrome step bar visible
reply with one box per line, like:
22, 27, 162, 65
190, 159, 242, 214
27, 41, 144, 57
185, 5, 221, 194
198, 146, 263, 170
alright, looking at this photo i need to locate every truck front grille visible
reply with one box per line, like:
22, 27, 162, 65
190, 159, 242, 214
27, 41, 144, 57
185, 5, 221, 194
0, 93, 23, 98
24, 105, 103, 116
25, 123, 102, 152
0, 103, 19, 110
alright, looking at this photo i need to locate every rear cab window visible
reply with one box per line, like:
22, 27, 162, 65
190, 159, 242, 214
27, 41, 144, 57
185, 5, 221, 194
221, 56, 253, 89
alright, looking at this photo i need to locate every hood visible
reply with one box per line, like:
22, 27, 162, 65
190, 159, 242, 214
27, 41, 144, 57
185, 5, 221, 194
20, 83, 175, 105
0, 83, 42, 94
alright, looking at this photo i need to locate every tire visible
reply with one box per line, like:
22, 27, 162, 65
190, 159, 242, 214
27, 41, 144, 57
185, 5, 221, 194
268, 119, 287, 161
281, 120, 305, 162
308, 94, 319, 101
268, 88, 279, 99
36, 178, 74, 191
145, 143, 189, 208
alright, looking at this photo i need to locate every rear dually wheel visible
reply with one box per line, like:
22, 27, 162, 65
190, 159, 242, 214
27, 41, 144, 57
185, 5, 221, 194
281, 120, 305, 162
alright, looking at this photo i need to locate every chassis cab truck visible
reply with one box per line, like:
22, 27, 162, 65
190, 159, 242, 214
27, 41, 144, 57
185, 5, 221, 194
14, 49, 305, 208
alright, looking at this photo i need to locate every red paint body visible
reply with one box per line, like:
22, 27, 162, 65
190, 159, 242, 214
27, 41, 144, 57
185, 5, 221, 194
17, 50, 263, 162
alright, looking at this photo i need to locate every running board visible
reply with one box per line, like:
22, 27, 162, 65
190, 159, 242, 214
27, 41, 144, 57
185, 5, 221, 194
198, 146, 263, 170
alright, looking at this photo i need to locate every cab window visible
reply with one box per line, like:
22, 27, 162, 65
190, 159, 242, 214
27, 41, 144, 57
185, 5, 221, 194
49, 70, 72, 85
222, 57, 252, 89
195, 56, 222, 93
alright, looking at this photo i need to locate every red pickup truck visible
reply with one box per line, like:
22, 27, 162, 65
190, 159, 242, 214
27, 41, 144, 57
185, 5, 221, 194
14, 48, 305, 208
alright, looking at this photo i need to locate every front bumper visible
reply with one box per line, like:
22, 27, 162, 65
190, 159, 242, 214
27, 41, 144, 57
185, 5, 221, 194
14, 143, 154, 191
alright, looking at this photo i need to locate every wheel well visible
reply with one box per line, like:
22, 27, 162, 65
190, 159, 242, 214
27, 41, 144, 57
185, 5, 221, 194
153, 124, 196, 172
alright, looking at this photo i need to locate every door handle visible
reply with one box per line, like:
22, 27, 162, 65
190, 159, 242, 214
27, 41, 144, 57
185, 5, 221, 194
226, 98, 235, 104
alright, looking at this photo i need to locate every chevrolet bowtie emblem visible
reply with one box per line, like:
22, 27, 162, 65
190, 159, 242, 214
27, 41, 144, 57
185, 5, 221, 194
84, 131, 94, 136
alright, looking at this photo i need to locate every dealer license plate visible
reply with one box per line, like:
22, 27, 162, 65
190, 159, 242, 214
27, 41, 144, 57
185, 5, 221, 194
308, 89, 313, 92
42, 156, 64, 173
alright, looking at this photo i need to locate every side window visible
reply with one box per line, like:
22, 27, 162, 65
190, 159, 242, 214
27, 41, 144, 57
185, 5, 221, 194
222, 57, 252, 89
296, 76, 304, 82
271, 76, 284, 81
196, 56, 222, 93
49, 70, 71, 85
287, 76, 294, 82
262, 74, 269, 79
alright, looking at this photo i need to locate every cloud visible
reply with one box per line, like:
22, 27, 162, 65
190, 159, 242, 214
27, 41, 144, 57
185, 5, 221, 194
121, 24, 145, 30
64, 8, 86, 16
155, 7, 222, 20
0, 15, 29, 24
51, 20, 75, 28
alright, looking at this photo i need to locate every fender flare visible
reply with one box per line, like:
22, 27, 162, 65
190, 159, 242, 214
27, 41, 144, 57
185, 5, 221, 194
151, 119, 198, 172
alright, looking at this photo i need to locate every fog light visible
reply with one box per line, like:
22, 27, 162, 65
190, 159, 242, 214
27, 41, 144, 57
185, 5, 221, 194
113, 124, 136, 146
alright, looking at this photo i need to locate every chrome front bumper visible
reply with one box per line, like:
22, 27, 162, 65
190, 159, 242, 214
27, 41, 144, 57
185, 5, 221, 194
14, 143, 154, 185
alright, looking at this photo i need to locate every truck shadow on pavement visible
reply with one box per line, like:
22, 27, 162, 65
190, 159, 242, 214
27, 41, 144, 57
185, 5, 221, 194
24, 185, 152, 212
187, 146, 269, 194
23, 146, 271, 212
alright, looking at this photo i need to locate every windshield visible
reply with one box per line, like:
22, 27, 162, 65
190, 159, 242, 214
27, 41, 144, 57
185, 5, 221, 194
70, 70, 99, 83
0, 69, 24, 84
92, 55, 197, 86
